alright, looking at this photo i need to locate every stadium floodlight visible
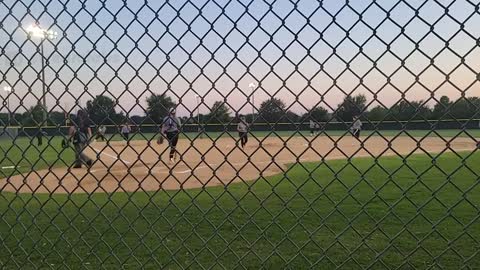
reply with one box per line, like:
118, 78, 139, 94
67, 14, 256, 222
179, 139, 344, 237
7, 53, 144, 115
26, 25, 58, 39
3, 86, 13, 125
248, 82, 257, 120
25, 24, 59, 124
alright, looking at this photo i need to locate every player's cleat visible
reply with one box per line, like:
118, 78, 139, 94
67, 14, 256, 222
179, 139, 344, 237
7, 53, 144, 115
73, 164, 82, 169
86, 160, 93, 168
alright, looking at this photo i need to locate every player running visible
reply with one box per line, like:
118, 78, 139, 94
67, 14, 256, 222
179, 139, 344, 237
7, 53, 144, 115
237, 115, 249, 149
161, 108, 181, 163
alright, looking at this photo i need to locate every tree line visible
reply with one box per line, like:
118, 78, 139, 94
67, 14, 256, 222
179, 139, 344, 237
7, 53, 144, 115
1, 93, 479, 127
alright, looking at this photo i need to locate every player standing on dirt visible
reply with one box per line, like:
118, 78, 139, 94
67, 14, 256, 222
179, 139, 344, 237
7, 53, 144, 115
237, 115, 249, 149
69, 109, 94, 169
161, 108, 181, 163
309, 119, 315, 137
351, 115, 362, 139
315, 121, 321, 135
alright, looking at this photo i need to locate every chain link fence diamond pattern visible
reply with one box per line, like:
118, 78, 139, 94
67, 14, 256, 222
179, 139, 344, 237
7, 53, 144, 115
0, 0, 480, 268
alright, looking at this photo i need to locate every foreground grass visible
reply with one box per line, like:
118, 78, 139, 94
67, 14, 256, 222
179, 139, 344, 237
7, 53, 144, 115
0, 151, 479, 269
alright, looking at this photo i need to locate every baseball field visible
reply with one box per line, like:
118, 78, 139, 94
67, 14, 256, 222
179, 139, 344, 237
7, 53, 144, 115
0, 131, 479, 268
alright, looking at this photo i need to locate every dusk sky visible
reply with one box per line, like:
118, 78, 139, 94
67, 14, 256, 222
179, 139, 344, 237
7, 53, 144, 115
0, 0, 479, 117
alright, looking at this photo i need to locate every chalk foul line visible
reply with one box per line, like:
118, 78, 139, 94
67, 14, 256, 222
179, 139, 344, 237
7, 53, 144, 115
1, 166, 20, 170
91, 147, 131, 164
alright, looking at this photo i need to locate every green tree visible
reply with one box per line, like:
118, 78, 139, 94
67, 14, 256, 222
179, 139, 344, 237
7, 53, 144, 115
367, 105, 389, 121
258, 97, 287, 123
432, 96, 452, 120
49, 111, 67, 126
2, 113, 22, 126
304, 106, 329, 122
0, 113, 8, 125
389, 100, 432, 121
336, 94, 367, 121
450, 97, 480, 119
130, 115, 146, 125
86, 95, 119, 125
191, 113, 208, 124
207, 101, 231, 124
146, 93, 175, 124
22, 104, 45, 126
285, 111, 300, 122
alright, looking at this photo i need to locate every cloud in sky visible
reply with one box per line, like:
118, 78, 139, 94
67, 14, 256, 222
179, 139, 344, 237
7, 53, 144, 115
0, 0, 479, 116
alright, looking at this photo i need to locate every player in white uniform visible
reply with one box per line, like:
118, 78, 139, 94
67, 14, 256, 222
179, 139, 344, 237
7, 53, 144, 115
120, 123, 131, 141
351, 115, 362, 139
237, 115, 249, 149
161, 109, 181, 163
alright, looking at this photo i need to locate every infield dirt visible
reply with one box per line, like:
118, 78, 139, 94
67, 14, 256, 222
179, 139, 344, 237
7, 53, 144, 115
1, 136, 477, 194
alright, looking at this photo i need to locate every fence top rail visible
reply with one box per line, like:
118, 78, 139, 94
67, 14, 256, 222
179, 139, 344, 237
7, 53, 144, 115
5, 118, 480, 129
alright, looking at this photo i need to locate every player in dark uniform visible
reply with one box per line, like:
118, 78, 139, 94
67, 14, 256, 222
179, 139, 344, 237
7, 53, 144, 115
161, 108, 181, 163
36, 128, 47, 146
69, 109, 93, 168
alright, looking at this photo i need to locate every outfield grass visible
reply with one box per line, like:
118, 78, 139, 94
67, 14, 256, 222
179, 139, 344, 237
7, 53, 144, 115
0, 151, 479, 268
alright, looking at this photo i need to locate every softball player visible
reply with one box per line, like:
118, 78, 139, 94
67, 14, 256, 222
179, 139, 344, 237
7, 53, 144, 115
309, 120, 315, 136
95, 125, 107, 142
120, 122, 131, 141
351, 115, 362, 139
161, 108, 181, 163
36, 128, 47, 146
315, 122, 320, 135
69, 109, 94, 169
237, 115, 249, 149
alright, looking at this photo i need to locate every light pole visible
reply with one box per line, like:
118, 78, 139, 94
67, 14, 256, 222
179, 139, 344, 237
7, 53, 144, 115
3, 86, 12, 125
25, 24, 58, 125
249, 82, 257, 121
195, 94, 202, 137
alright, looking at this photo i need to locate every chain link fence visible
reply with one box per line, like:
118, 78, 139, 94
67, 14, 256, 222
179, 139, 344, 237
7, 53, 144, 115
1, 0, 480, 268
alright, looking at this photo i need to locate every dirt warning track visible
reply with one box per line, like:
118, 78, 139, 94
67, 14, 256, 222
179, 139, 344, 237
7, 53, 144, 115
1, 136, 477, 194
